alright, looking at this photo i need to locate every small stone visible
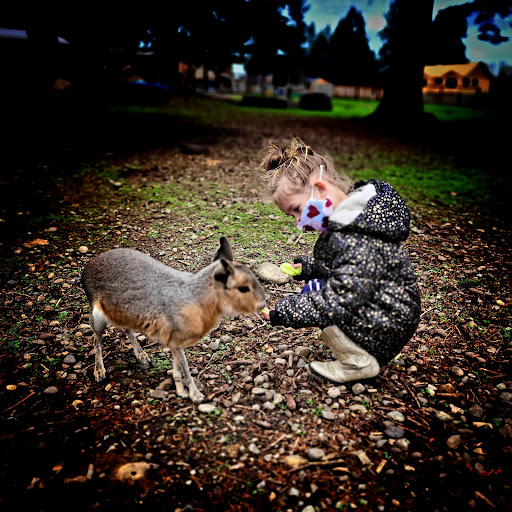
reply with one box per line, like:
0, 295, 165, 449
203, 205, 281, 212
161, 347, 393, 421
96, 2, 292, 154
208, 341, 220, 351
386, 411, 406, 423
451, 366, 464, 377
467, 404, 484, 418
327, 387, 341, 399
63, 354, 76, 364
156, 378, 173, 391
352, 383, 365, 395
302, 506, 316, 512
306, 448, 325, 460
273, 393, 284, 405
251, 387, 266, 395
499, 392, 512, 402
248, 443, 260, 454
436, 411, 453, 423
439, 383, 456, 393
198, 403, 218, 414
446, 435, 461, 450
321, 409, 337, 421
385, 425, 404, 438
78, 246, 88, 254
395, 438, 410, 450
295, 346, 313, 358
43, 386, 59, 395
349, 404, 368, 415
256, 263, 291, 284
149, 389, 169, 400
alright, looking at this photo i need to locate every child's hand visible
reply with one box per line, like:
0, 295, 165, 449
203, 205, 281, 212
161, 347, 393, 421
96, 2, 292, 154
280, 262, 302, 276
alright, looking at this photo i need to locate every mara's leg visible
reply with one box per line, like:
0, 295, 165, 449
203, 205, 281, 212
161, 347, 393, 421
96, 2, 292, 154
91, 305, 108, 382
170, 346, 188, 399
125, 329, 152, 369
177, 347, 204, 403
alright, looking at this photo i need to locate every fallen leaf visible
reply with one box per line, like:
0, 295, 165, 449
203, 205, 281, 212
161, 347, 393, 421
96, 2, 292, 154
23, 239, 48, 248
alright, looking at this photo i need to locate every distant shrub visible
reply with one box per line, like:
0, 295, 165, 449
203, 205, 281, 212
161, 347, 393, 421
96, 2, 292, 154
299, 93, 332, 111
240, 96, 288, 109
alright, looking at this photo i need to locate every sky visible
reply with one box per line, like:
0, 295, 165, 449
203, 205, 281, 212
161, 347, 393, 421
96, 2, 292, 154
304, 0, 512, 74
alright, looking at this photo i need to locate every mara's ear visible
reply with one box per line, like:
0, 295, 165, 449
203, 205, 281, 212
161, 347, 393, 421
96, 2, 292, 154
214, 259, 235, 287
212, 236, 234, 262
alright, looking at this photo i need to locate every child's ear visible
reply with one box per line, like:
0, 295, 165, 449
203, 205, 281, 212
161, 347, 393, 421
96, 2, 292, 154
314, 180, 328, 198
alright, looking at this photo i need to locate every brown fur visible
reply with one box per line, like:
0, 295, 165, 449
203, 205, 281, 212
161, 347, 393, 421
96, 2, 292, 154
81, 237, 268, 402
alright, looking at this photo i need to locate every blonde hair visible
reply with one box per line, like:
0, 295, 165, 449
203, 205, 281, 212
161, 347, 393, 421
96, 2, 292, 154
261, 138, 353, 199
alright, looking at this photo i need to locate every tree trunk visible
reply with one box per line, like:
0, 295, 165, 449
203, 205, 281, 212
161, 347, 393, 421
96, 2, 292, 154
370, 0, 434, 128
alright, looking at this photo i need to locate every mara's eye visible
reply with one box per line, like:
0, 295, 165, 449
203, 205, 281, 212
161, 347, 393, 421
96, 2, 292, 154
238, 286, 250, 293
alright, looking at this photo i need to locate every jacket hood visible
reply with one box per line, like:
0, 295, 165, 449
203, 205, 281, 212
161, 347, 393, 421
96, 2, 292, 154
329, 180, 410, 242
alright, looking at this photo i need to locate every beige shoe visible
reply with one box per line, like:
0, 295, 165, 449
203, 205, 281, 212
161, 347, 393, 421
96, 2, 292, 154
310, 358, 380, 383
309, 326, 380, 383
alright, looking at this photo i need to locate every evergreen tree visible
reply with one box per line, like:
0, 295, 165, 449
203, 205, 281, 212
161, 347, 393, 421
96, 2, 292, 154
327, 6, 377, 86
305, 26, 331, 79
427, 6, 469, 65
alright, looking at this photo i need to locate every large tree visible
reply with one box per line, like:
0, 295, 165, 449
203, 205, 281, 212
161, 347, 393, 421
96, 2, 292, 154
372, 0, 512, 127
327, 6, 377, 86
305, 25, 331, 79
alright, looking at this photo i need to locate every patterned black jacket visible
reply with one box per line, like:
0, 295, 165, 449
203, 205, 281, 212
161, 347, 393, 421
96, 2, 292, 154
270, 180, 421, 364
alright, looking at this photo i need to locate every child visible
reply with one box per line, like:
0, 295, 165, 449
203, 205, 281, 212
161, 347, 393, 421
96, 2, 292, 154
261, 138, 421, 383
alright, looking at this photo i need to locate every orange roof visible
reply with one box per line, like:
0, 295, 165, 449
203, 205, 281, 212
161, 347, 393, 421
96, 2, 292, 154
424, 62, 491, 78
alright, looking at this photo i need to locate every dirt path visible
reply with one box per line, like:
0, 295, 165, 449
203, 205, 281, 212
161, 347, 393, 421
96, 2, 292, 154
1, 103, 511, 511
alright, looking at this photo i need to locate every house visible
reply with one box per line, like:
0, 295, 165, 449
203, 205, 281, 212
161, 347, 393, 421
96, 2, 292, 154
423, 62, 493, 105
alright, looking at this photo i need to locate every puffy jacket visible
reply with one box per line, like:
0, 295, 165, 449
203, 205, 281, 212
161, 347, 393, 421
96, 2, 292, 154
270, 180, 421, 364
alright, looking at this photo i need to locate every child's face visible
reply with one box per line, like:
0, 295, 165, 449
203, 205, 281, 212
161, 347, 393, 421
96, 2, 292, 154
275, 178, 315, 222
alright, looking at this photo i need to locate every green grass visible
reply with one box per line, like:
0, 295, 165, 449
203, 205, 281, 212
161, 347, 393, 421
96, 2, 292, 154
110, 96, 495, 123
349, 164, 509, 208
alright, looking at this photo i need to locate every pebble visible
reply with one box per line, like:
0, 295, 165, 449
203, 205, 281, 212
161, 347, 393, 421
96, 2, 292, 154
435, 411, 453, 423
499, 392, 512, 402
295, 346, 313, 358
256, 263, 291, 284
63, 354, 76, 364
306, 448, 325, 460
248, 443, 260, 454
386, 411, 406, 423
43, 386, 59, 395
352, 383, 365, 395
273, 393, 284, 405
349, 404, 368, 415
197, 403, 218, 414
446, 435, 461, 450
149, 389, 169, 400
251, 387, 266, 395
451, 366, 464, 377
156, 378, 173, 391
395, 438, 410, 450
78, 246, 88, 254
327, 387, 341, 399
321, 409, 336, 421
208, 341, 220, 351
385, 425, 404, 438
467, 404, 484, 418
439, 383, 456, 393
